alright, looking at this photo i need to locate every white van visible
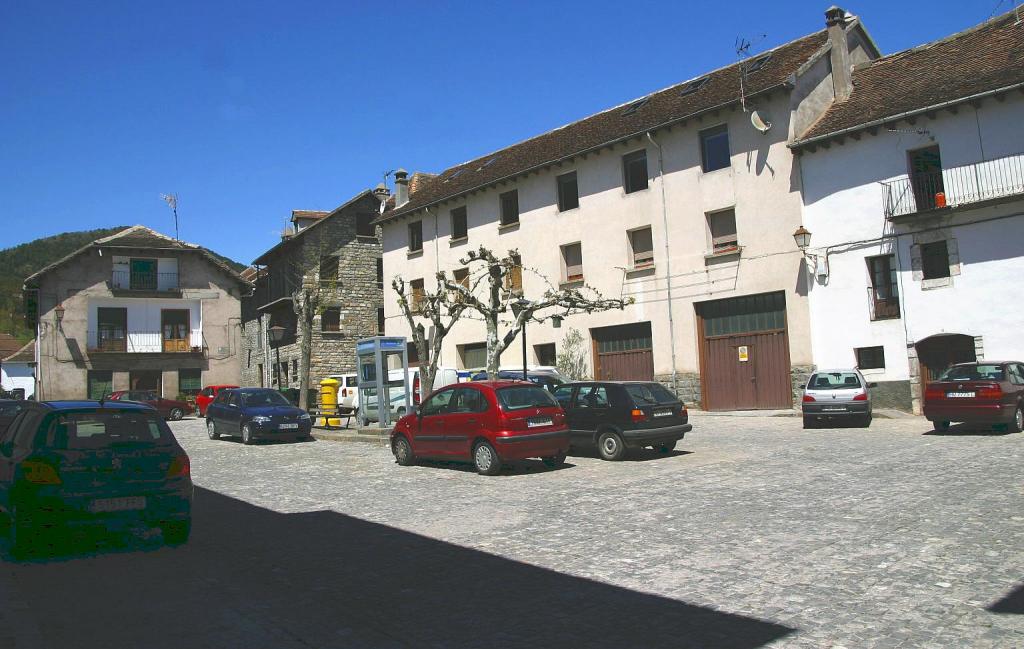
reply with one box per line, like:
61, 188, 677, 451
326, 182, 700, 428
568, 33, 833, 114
357, 367, 462, 426
327, 374, 360, 413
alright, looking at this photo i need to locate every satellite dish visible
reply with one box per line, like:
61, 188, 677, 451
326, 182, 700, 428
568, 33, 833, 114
378, 200, 386, 215
751, 109, 772, 133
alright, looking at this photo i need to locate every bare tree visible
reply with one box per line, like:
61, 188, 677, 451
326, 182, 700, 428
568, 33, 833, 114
291, 273, 323, 411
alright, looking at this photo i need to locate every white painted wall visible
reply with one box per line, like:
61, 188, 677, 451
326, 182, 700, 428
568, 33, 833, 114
86, 298, 203, 352
800, 94, 1024, 383
1, 363, 34, 397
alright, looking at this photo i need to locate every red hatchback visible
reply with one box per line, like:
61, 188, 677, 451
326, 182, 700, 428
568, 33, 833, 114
924, 361, 1024, 432
195, 385, 239, 417
390, 381, 570, 475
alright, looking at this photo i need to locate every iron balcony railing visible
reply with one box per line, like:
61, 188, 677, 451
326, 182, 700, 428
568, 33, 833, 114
866, 287, 901, 321
87, 329, 202, 353
882, 152, 1024, 218
111, 271, 180, 291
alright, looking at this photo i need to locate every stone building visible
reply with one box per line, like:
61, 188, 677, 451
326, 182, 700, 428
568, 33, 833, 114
241, 189, 384, 390
22, 226, 251, 400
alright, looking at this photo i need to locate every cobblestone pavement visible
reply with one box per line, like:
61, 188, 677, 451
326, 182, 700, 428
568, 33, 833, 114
2, 414, 1024, 648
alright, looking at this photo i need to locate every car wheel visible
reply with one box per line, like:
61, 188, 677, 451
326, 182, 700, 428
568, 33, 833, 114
169, 408, 184, 421
207, 419, 220, 440
597, 430, 625, 461
1009, 407, 1023, 434
860, 414, 873, 428
473, 441, 502, 476
241, 423, 255, 445
542, 452, 567, 468
657, 441, 677, 453
934, 420, 951, 432
392, 435, 415, 466
161, 519, 191, 546
803, 416, 816, 429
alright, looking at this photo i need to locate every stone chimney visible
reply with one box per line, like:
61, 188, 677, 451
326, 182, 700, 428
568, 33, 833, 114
394, 168, 409, 208
374, 182, 390, 205
826, 6, 852, 102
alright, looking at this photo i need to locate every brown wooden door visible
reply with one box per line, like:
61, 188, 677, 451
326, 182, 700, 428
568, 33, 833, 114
703, 332, 790, 410
591, 322, 654, 382
597, 349, 654, 381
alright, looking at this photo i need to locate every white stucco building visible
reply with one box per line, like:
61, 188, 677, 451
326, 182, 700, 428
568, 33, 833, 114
794, 10, 1024, 412
377, 7, 879, 410
1, 339, 35, 399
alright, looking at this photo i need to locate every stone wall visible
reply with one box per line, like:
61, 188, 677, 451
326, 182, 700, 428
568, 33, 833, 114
655, 372, 701, 406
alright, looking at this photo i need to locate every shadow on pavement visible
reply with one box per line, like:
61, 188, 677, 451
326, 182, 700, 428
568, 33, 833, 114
5, 487, 795, 649
989, 583, 1024, 614
922, 422, 1013, 436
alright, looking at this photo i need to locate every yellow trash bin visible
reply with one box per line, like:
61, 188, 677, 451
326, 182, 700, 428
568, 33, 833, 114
318, 378, 342, 427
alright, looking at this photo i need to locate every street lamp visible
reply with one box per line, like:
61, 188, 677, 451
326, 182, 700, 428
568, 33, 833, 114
268, 325, 286, 388
793, 225, 812, 251
54, 304, 65, 330
510, 298, 534, 382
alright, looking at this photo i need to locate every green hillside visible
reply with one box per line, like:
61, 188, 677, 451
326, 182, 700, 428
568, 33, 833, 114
0, 228, 247, 342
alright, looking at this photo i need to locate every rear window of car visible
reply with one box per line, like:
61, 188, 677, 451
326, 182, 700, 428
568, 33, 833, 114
625, 383, 678, 405
345, 376, 358, 387
496, 386, 558, 411
46, 410, 174, 449
808, 373, 862, 390
938, 364, 1005, 381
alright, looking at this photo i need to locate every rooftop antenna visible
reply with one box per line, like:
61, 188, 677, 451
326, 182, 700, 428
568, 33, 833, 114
735, 34, 766, 112
160, 193, 179, 240
382, 169, 395, 189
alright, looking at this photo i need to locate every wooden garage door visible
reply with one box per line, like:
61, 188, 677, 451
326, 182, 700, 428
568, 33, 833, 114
592, 322, 654, 381
697, 292, 792, 410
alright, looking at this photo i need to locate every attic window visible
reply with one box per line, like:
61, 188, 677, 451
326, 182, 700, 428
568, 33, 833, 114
679, 77, 709, 97
745, 55, 771, 74
445, 168, 468, 183
477, 156, 500, 171
622, 98, 650, 116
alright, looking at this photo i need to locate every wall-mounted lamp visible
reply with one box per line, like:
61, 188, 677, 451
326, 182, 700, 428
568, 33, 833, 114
793, 225, 828, 280
793, 226, 812, 251
551, 315, 563, 329
54, 303, 65, 330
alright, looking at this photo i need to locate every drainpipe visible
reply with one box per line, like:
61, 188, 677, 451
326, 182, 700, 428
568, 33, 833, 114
646, 131, 679, 396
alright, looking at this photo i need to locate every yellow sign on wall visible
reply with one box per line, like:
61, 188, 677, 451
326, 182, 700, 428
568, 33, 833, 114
738, 345, 749, 362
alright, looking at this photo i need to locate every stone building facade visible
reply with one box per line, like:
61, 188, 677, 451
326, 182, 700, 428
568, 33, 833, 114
241, 189, 384, 391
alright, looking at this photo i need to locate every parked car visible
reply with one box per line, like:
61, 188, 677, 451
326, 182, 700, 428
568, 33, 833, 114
923, 361, 1024, 432
801, 370, 874, 428
329, 373, 360, 414
205, 388, 312, 445
0, 400, 193, 558
471, 368, 567, 393
551, 381, 691, 460
390, 381, 570, 475
0, 400, 28, 436
107, 390, 193, 421
195, 385, 239, 417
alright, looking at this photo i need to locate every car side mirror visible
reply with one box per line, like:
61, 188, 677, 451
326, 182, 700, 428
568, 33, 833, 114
867, 382, 877, 389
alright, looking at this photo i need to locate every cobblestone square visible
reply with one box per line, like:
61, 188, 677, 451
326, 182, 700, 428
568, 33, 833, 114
3, 414, 1023, 648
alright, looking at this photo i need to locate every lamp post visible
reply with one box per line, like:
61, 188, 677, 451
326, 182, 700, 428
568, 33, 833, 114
510, 298, 534, 382
268, 325, 286, 389
793, 225, 812, 251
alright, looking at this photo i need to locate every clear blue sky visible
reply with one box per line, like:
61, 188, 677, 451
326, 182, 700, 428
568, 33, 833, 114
0, 0, 1008, 264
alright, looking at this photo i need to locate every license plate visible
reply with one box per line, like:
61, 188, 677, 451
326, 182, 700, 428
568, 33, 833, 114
279, 423, 299, 430
653, 409, 673, 418
89, 496, 145, 513
823, 407, 846, 412
947, 392, 975, 398
527, 417, 552, 428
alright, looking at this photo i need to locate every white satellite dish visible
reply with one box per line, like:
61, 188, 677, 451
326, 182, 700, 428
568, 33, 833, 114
378, 199, 386, 215
751, 109, 772, 133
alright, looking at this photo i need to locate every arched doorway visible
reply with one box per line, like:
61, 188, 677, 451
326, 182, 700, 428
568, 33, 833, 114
915, 334, 977, 387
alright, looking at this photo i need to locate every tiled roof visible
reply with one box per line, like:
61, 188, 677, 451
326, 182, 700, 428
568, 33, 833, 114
291, 210, 329, 222
795, 10, 1024, 146
2, 339, 34, 364
378, 29, 829, 224
0, 333, 22, 358
252, 190, 376, 265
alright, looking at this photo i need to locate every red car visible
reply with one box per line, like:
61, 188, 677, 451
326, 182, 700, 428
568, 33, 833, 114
390, 380, 570, 475
195, 384, 239, 417
924, 361, 1024, 432
107, 390, 193, 421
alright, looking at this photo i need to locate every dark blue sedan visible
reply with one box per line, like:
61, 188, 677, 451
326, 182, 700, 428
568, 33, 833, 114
205, 388, 312, 445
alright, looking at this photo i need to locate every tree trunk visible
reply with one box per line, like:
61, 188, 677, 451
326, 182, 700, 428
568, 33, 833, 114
297, 291, 314, 411
485, 312, 500, 379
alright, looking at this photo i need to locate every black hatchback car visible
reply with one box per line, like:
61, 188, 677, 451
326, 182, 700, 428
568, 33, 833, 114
0, 400, 193, 558
552, 381, 692, 460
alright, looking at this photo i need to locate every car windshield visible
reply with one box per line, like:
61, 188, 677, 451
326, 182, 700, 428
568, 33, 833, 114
496, 385, 558, 411
625, 383, 678, 405
243, 391, 292, 407
48, 410, 174, 449
937, 364, 1005, 381
808, 373, 862, 390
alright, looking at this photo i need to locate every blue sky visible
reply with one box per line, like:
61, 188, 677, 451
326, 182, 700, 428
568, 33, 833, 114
0, 0, 1009, 264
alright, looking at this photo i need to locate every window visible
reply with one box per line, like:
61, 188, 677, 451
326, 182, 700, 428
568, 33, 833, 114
87, 370, 113, 400
855, 346, 885, 370
496, 385, 557, 410
452, 268, 470, 301
621, 98, 649, 116
96, 307, 127, 352
622, 150, 648, 194
552, 385, 574, 407
557, 171, 579, 212
280, 361, 289, 384
1009, 364, 1024, 386
707, 209, 738, 253
908, 145, 944, 212
459, 342, 487, 369
178, 369, 202, 396
257, 364, 264, 387
319, 255, 338, 285
561, 243, 583, 282
744, 54, 771, 73
450, 206, 468, 240
420, 388, 455, 416
322, 307, 341, 332
376, 258, 383, 288
573, 385, 609, 409
408, 221, 423, 252
867, 255, 900, 319
410, 279, 425, 313
451, 388, 488, 414
504, 264, 523, 296
700, 124, 731, 172
500, 190, 519, 226
630, 227, 654, 268
535, 343, 556, 366
129, 258, 158, 290
357, 213, 376, 238
921, 240, 951, 280
292, 359, 298, 377
377, 307, 385, 334
679, 77, 709, 97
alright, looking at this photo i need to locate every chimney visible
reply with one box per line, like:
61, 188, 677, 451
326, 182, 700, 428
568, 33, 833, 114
826, 6, 852, 102
374, 182, 390, 205
394, 168, 409, 208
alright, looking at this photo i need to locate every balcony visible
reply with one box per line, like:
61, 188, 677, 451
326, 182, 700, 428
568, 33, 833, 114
87, 330, 203, 354
882, 152, 1024, 219
111, 271, 180, 292
866, 288, 901, 321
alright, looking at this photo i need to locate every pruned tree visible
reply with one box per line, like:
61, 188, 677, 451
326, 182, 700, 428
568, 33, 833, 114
556, 328, 590, 380
392, 275, 470, 398
292, 273, 327, 411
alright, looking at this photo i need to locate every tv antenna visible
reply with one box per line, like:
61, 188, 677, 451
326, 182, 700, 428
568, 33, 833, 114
160, 193, 179, 240
382, 169, 396, 187
735, 34, 767, 112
